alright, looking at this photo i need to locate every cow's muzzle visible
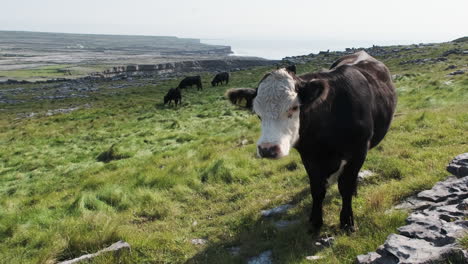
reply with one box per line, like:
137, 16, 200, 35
258, 143, 281, 159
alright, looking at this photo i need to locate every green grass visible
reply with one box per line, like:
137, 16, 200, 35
0, 41, 467, 264
0, 64, 109, 81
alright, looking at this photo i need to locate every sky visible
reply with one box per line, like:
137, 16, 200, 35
1, 0, 467, 58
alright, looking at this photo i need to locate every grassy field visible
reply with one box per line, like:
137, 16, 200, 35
0, 41, 467, 264
0, 64, 113, 82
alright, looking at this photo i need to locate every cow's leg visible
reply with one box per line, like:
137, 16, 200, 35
301, 157, 327, 230
338, 149, 367, 231
310, 175, 327, 230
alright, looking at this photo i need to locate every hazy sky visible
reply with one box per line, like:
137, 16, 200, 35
2, 0, 467, 42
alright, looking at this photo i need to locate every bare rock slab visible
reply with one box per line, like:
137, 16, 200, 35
191, 238, 208, 245
248, 250, 272, 264
261, 204, 293, 217
58, 240, 130, 264
356, 174, 468, 264
447, 153, 468, 178
273, 220, 300, 229
382, 234, 465, 264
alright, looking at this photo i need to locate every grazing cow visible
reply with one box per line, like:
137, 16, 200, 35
226, 51, 397, 231
178, 75, 203, 90
225, 88, 257, 108
211, 72, 230, 86
164, 88, 182, 106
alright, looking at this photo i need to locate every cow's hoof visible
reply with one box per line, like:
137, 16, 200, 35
309, 217, 323, 232
340, 223, 355, 233
307, 224, 322, 235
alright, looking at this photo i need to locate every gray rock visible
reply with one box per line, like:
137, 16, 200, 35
447, 153, 468, 177
382, 234, 465, 264
273, 220, 299, 229
358, 170, 375, 181
315, 236, 335, 248
397, 216, 454, 246
358, 176, 468, 264
261, 204, 293, 217
248, 250, 272, 264
356, 251, 398, 264
227, 246, 241, 256
58, 240, 130, 264
394, 196, 434, 211
416, 176, 462, 202
442, 49, 462, 56
305, 255, 323, 261
445, 65, 457, 70
191, 238, 208, 245
448, 70, 465, 75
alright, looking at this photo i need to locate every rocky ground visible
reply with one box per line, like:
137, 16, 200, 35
280, 42, 467, 77
356, 153, 468, 264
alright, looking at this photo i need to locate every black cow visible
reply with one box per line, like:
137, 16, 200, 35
178, 76, 203, 90
225, 88, 256, 108
211, 72, 230, 86
164, 88, 182, 106
226, 51, 397, 231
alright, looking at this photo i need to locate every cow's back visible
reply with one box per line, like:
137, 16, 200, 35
333, 52, 397, 149
297, 52, 396, 154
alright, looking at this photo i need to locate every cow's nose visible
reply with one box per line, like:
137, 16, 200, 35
258, 144, 280, 159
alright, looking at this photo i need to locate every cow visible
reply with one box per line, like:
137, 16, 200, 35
211, 72, 230, 86
226, 51, 397, 231
225, 88, 257, 108
178, 75, 203, 90
164, 88, 182, 106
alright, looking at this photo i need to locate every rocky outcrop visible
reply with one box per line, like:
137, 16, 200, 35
101, 59, 277, 78
399, 57, 447, 65
447, 153, 468, 177
356, 158, 468, 264
448, 70, 465, 76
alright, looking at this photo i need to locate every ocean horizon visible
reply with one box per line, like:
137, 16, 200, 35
202, 38, 430, 60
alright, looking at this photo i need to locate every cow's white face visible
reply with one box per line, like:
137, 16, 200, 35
253, 69, 300, 159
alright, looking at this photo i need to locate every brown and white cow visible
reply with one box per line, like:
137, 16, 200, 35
227, 51, 397, 231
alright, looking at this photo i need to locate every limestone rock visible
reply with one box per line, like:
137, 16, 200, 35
248, 250, 272, 264
447, 153, 468, 177
191, 238, 208, 245
273, 220, 299, 229
357, 175, 468, 264
261, 204, 293, 217
358, 170, 375, 181
58, 241, 130, 264
305, 255, 323, 261
382, 234, 464, 264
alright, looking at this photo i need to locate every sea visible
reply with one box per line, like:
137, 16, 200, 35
202, 38, 416, 60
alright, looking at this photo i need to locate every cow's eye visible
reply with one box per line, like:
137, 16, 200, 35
290, 105, 299, 111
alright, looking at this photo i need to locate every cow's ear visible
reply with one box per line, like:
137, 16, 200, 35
296, 79, 328, 111
225, 88, 257, 110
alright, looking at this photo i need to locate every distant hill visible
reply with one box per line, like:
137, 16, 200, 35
0, 30, 232, 55
0, 30, 237, 80
452, 36, 468, 43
